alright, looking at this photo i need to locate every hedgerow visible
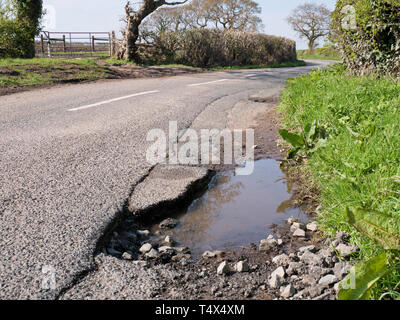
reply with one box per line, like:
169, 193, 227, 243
138, 29, 297, 68
331, 0, 400, 76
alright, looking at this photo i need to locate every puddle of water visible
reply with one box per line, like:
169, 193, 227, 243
151, 159, 309, 257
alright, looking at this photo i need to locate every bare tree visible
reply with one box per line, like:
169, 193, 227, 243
139, 0, 263, 42
117, 0, 188, 61
208, 0, 263, 32
287, 2, 331, 54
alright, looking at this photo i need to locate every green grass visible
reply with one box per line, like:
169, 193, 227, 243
156, 63, 201, 70
278, 64, 400, 299
211, 60, 306, 70
297, 49, 342, 61
0, 57, 111, 88
104, 57, 137, 66
0, 57, 99, 67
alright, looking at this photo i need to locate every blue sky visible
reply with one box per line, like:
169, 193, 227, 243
42, 0, 337, 50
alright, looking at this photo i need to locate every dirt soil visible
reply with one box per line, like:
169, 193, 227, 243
106, 64, 203, 79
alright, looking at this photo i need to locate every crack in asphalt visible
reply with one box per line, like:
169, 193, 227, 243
54, 94, 235, 298
55, 87, 273, 299
55, 164, 157, 299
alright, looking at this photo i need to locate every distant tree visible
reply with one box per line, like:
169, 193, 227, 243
207, 0, 263, 32
117, 0, 188, 62
140, 0, 263, 41
287, 2, 331, 54
140, 0, 213, 42
140, 6, 187, 43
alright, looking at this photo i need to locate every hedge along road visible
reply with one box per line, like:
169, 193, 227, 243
0, 60, 330, 299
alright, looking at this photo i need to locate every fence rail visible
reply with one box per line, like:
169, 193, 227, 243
35, 31, 112, 58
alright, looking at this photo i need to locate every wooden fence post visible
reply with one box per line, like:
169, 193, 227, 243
47, 32, 51, 58
110, 31, 116, 57
40, 34, 44, 54
92, 36, 95, 53
109, 32, 112, 57
62, 35, 66, 52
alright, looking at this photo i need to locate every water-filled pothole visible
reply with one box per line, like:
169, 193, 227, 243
151, 159, 309, 257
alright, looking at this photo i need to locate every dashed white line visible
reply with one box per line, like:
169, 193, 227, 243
187, 79, 229, 87
67, 90, 160, 112
245, 74, 258, 78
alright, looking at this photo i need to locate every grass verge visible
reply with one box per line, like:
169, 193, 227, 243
297, 49, 342, 61
278, 64, 400, 299
0, 57, 306, 92
0, 57, 112, 88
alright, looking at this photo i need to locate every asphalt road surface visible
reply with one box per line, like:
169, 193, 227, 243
0, 60, 330, 299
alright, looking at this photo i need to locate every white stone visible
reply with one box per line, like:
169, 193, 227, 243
158, 246, 174, 253
272, 254, 290, 266
299, 245, 316, 253
300, 251, 323, 266
293, 229, 306, 237
145, 249, 159, 259
164, 235, 175, 246
235, 261, 249, 273
269, 274, 281, 289
122, 252, 133, 260
319, 274, 338, 286
269, 266, 285, 288
217, 261, 230, 275
272, 266, 286, 278
290, 222, 305, 232
139, 243, 152, 254
336, 243, 358, 258
202, 250, 223, 258
307, 222, 318, 232
259, 237, 277, 252
280, 284, 295, 298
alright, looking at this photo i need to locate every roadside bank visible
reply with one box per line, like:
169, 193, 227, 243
278, 64, 400, 299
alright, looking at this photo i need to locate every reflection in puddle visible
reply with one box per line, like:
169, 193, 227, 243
152, 159, 309, 257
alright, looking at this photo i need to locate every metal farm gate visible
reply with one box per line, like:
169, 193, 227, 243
35, 31, 112, 58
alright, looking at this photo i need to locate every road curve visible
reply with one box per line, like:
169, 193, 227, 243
0, 60, 329, 299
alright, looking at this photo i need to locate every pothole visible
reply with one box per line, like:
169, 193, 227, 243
150, 159, 309, 258
102, 159, 309, 263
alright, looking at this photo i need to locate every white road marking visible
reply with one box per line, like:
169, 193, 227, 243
187, 79, 229, 87
67, 90, 160, 112
245, 74, 258, 78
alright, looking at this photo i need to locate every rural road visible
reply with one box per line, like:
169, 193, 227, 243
0, 60, 330, 299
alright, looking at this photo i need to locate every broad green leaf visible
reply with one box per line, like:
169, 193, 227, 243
278, 129, 305, 148
346, 207, 400, 250
304, 120, 317, 143
338, 253, 389, 300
